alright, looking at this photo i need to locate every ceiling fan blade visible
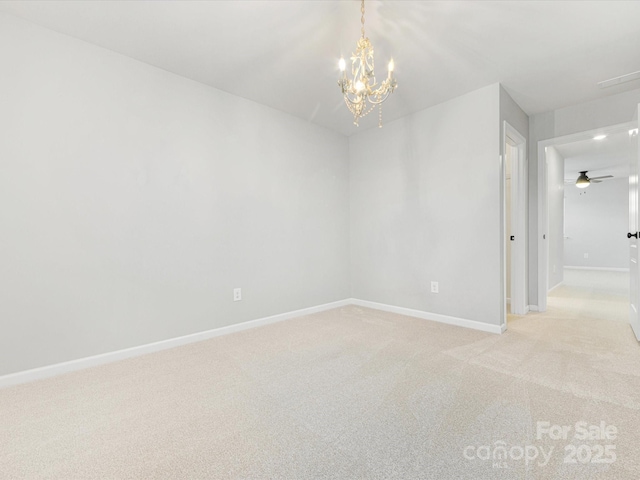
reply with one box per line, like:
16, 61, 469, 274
591, 179, 602, 183
589, 175, 613, 180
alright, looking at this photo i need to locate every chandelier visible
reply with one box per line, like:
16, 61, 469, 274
338, 0, 397, 127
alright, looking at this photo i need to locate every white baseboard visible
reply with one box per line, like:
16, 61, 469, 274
564, 266, 630, 272
1, 298, 508, 389
0, 299, 351, 389
350, 298, 504, 335
548, 281, 564, 293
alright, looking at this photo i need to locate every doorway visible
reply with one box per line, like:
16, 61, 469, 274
537, 122, 637, 329
502, 121, 527, 328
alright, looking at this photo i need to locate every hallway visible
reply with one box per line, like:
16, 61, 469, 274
545, 268, 629, 323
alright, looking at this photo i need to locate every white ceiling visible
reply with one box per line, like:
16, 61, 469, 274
1, 0, 640, 136
556, 130, 637, 182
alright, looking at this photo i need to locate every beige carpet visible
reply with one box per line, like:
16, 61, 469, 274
1, 274, 639, 479
546, 268, 629, 324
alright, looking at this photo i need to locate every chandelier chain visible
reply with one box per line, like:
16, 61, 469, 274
361, 0, 365, 38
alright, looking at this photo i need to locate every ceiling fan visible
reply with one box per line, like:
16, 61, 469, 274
568, 170, 614, 188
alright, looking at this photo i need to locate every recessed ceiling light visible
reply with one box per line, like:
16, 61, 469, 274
630, 129, 639, 137
593, 134, 607, 140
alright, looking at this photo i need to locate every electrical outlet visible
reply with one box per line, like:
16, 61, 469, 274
233, 288, 242, 302
584, 253, 589, 259
430, 281, 439, 294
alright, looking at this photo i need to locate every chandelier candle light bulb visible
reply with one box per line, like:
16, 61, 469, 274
337, 0, 397, 127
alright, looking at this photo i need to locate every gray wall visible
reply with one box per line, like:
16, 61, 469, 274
528, 88, 640, 305
0, 13, 350, 376
349, 84, 502, 327
0, 12, 543, 377
546, 147, 565, 288
564, 178, 628, 269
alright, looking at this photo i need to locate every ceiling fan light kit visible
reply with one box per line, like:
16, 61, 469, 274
576, 172, 591, 188
576, 171, 590, 188
337, 0, 397, 128
574, 170, 614, 188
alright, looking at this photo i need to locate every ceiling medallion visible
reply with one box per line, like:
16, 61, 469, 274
338, 0, 397, 127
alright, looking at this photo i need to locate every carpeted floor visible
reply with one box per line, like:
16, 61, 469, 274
1, 270, 639, 479
546, 268, 629, 325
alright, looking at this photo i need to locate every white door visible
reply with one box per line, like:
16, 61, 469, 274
506, 144, 512, 306
504, 123, 527, 316
630, 106, 640, 341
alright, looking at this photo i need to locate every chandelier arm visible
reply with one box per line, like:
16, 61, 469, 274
345, 99, 375, 117
366, 90, 392, 106
371, 79, 394, 94
343, 92, 366, 106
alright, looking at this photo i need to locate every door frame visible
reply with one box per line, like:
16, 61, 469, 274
502, 122, 528, 325
536, 121, 635, 311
